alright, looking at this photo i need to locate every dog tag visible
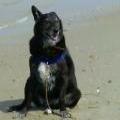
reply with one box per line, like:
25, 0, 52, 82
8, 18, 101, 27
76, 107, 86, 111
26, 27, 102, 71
44, 108, 52, 114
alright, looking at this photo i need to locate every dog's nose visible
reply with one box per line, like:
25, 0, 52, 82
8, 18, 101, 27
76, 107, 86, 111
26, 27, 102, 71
54, 29, 58, 33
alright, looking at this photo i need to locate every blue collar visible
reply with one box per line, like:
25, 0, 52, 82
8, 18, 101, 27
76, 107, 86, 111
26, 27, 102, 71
33, 51, 66, 65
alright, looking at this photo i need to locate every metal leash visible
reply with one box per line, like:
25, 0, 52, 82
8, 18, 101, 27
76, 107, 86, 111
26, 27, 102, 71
44, 62, 52, 114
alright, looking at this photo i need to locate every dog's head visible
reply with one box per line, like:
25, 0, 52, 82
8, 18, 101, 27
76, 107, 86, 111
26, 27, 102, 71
31, 6, 64, 47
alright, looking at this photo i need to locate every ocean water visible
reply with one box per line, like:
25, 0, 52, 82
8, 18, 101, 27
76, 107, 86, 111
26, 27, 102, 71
0, 0, 120, 41
48, 0, 120, 18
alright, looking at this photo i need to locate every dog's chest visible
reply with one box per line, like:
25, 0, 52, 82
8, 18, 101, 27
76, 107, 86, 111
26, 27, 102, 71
38, 62, 57, 91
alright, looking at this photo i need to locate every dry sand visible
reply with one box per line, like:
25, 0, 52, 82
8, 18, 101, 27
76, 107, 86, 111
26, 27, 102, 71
0, 4, 120, 120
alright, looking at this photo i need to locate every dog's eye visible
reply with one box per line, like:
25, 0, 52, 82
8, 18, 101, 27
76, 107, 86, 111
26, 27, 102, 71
45, 22, 50, 28
42, 22, 51, 30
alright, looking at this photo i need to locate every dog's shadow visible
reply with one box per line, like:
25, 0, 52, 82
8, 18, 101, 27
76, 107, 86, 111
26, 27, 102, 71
0, 99, 23, 112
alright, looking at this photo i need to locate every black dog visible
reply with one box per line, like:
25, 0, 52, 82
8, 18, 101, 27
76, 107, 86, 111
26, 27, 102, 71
8, 5, 81, 118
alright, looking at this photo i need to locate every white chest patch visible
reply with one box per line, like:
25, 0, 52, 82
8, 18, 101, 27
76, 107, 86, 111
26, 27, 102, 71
38, 62, 56, 91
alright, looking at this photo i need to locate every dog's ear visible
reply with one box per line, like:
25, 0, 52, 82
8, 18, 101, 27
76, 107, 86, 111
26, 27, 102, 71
31, 5, 42, 21
59, 19, 63, 32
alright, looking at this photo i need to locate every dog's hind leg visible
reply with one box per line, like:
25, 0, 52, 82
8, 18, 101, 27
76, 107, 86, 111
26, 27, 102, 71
8, 77, 33, 115
7, 99, 26, 112
65, 88, 81, 108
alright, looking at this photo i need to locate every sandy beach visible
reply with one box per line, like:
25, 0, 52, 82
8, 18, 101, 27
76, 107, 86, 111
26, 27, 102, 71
0, 0, 120, 120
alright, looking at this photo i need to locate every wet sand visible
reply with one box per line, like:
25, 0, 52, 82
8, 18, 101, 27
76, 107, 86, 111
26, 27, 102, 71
0, 1, 120, 120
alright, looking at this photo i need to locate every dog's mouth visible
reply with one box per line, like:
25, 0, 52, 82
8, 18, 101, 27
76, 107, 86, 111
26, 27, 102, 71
52, 29, 59, 40
46, 31, 59, 41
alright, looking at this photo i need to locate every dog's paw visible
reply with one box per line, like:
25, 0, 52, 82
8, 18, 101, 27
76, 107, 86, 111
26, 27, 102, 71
7, 106, 28, 117
60, 110, 71, 119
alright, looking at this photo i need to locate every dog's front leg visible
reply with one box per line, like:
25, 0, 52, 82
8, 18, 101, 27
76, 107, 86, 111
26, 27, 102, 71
59, 75, 71, 119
